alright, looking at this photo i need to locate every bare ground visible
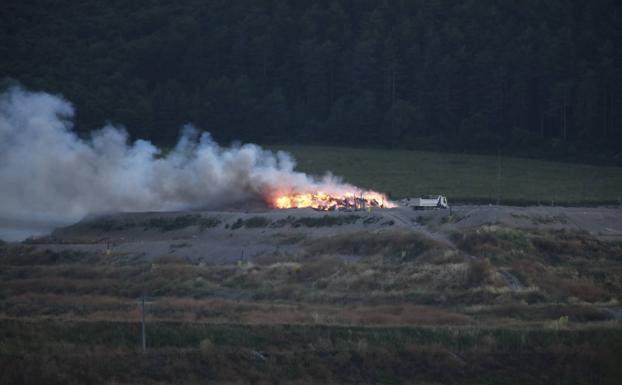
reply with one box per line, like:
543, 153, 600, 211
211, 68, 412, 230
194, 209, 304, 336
13, 204, 622, 264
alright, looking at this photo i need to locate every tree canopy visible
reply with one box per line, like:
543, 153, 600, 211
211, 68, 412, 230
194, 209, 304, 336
2, 0, 621, 161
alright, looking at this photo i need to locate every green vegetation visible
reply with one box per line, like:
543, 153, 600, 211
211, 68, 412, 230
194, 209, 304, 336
196, 217, 222, 230
89, 215, 221, 232
272, 145, 622, 204
148, 215, 221, 231
305, 231, 441, 261
230, 216, 271, 230
89, 218, 137, 232
1, 318, 620, 385
230, 218, 244, 230
2, 1, 621, 160
453, 226, 622, 302
148, 215, 204, 231
271, 215, 361, 228
2, 228, 620, 310
240, 216, 271, 228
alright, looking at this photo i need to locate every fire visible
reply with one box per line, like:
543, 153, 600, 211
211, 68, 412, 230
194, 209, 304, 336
271, 190, 395, 211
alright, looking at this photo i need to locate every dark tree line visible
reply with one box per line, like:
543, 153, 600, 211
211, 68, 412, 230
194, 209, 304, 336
1, 0, 621, 161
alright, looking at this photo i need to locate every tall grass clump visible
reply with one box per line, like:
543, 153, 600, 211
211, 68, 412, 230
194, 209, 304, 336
306, 231, 442, 260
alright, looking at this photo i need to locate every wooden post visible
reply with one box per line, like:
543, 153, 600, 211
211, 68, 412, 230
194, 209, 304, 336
496, 149, 501, 206
141, 294, 146, 352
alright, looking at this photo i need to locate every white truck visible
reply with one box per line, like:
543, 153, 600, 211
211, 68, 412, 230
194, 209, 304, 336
409, 195, 449, 209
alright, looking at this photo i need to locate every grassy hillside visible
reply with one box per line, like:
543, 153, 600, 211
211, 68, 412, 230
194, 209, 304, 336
271, 145, 622, 205
1, 223, 621, 384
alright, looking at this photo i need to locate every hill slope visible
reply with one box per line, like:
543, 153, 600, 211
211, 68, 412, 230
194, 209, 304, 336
273, 145, 622, 204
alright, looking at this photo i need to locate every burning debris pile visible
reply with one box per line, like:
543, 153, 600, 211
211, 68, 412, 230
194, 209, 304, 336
0, 84, 396, 240
272, 191, 394, 211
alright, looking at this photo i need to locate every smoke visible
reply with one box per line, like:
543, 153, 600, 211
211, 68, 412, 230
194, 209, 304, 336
0, 85, 362, 241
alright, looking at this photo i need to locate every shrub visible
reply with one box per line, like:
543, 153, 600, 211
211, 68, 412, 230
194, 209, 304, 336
294, 215, 360, 227
199, 338, 217, 354
548, 315, 570, 329
440, 214, 464, 224
198, 217, 221, 230
532, 230, 622, 262
253, 252, 296, 265
414, 215, 432, 225
243, 216, 271, 228
453, 226, 577, 263
147, 215, 201, 231
363, 216, 380, 224
305, 231, 441, 260
141, 215, 222, 232
295, 256, 344, 282
465, 258, 493, 288
153, 255, 189, 265
272, 233, 306, 245
89, 218, 136, 231
482, 304, 613, 322
231, 218, 244, 230
270, 215, 360, 228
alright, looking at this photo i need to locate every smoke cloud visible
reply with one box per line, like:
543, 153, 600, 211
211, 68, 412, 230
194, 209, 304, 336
0, 85, 359, 240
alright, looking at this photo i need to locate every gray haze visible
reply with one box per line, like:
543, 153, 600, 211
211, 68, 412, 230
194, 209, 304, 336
0, 85, 361, 241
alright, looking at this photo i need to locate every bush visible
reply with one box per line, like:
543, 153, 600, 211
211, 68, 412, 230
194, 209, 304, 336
293, 215, 360, 227
230, 218, 244, 230
243, 216, 271, 228
465, 258, 493, 288
295, 256, 344, 282
89, 218, 136, 231
198, 217, 221, 230
270, 215, 360, 228
199, 338, 216, 354
305, 231, 441, 260
147, 215, 201, 231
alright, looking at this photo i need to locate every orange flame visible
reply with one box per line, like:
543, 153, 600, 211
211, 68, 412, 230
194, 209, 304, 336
271, 190, 395, 210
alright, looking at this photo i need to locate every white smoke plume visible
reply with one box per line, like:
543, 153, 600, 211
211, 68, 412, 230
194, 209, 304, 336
0, 85, 361, 240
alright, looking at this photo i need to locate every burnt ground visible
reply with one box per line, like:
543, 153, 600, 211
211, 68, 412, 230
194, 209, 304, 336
13, 204, 622, 264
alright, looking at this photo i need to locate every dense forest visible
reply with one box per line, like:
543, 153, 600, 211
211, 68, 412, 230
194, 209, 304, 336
1, 0, 621, 161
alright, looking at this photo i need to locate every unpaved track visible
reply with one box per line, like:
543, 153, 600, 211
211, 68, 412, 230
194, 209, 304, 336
385, 210, 456, 248
498, 270, 524, 291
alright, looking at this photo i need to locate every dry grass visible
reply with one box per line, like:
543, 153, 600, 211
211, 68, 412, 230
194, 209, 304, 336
1, 316, 620, 385
468, 303, 613, 323
305, 231, 445, 261
2, 227, 620, 325
453, 226, 622, 302
2, 222, 622, 385
464, 258, 494, 288
0, 293, 471, 326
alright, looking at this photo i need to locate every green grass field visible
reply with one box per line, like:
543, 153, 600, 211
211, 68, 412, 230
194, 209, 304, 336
270, 145, 622, 205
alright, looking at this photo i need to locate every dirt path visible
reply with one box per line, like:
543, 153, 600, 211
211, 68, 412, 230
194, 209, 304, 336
498, 270, 523, 291
385, 210, 456, 248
